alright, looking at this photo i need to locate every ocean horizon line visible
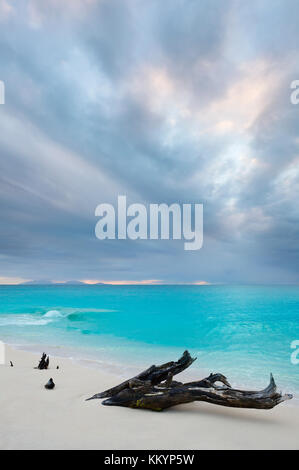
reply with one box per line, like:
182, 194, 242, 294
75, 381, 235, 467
1, 282, 299, 287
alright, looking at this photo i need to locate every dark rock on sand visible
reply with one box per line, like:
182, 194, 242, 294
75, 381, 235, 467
45, 378, 55, 390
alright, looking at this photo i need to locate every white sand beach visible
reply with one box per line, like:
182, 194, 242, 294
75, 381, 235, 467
0, 345, 298, 450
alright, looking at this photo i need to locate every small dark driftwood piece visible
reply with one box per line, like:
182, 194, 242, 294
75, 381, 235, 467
35, 352, 50, 370
87, 350, 292, 412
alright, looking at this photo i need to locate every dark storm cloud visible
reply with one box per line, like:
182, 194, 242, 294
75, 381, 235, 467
0, 0, 299, 283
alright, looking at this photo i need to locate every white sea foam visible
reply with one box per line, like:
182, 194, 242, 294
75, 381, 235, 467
44, 310, 62, 318
0, 314, 53, 326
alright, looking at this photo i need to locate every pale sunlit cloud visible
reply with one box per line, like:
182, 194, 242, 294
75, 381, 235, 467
129, 59, 282, 150
81, 279, 163, 285
0, 277, 32, 285
1, 1, 299, 284
203, 60, 282, 135
0, 0, 14, 21
131, 66, 175, 114
80, 280, 102, 285
274, 156, 299, 198
0, 110, 122, 214
220, 203, 272, 237
193, 281, 210, 285
27, 0, 97, 29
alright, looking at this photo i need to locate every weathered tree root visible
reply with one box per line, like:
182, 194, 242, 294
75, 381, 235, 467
87, 350, 196, 400
35, 352, 49, 370
87, 351, 292, 412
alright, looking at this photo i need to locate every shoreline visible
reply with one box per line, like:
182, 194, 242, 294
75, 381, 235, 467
3, 337, 299, 405
2, 337, 202, 384
0, 344, 299, 449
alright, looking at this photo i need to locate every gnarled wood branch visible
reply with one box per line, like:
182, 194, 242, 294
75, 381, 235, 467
87, 351, 292, 411
87, 350, 196, 400
35, 352, 49, 370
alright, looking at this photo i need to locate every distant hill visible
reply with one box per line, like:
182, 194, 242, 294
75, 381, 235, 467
62, 281, 105, 285
23, 280, 53, 285
62, 280, 85, 285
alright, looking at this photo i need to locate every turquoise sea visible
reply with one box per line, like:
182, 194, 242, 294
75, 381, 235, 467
0, 285, 298, 397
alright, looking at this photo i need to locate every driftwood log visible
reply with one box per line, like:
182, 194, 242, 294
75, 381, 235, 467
87, 350, 292, 411
35, 352, 49, 370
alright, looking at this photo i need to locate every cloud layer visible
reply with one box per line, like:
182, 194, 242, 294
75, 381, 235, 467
0, 0, 299, 283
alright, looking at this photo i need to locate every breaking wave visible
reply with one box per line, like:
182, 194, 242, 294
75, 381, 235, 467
43, 307, 115, 320
44, 310, 62, 318
0, 307, 116, 328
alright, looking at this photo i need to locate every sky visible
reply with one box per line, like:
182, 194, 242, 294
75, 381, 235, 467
0, 0, 299, 284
